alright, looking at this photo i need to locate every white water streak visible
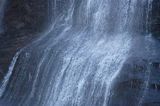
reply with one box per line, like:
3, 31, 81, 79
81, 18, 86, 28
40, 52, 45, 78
0, 51, 21, 97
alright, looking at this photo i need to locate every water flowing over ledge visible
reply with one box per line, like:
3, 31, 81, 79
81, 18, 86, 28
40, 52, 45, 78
0, 0, 159, 106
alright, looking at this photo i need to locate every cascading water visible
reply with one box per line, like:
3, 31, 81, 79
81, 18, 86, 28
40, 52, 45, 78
0, 0, 156, 106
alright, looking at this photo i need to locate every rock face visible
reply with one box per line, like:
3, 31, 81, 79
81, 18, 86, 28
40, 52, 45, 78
0, 0, 6, 33
5, 0, 50, 33
0, 0, 50, 76
151, 0, 160, 39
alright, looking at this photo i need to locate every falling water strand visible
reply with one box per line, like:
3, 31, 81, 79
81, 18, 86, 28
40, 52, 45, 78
138, 62, 151, 106
138, 1, 153, 105
146, 0, 153, 34
0, 51, 21, 97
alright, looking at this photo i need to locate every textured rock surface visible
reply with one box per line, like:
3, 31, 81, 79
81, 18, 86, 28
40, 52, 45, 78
0, 0, 49, 77
151, 0, 160, 39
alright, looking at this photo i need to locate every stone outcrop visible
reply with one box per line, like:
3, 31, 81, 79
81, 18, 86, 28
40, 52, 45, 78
0, 0, 50, 77
151, 0, 160, 39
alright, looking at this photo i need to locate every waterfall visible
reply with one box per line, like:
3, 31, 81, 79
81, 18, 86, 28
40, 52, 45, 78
0, 0, 154, 106
0, 0, 6, 33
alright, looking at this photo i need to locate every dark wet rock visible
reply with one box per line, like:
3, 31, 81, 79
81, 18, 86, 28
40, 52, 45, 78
143, 102, 160, 106
149, 83, 160, 91
151, 0, 160, 39
0, 0, 50, 77
152, 62, 160, 69
108, 57, 160, 106
4, 0, 49, 33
